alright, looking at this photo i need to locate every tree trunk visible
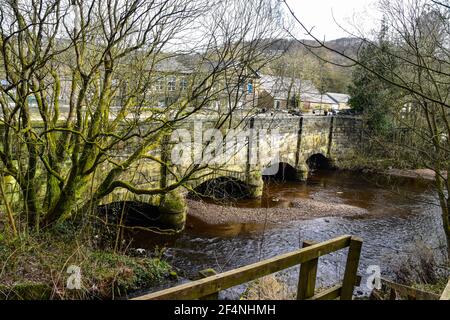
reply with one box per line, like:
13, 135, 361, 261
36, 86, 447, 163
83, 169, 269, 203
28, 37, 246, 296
435, 175, 450, 258
21, 183, 39, 229
43, 172, 87, 226
443, 199, 450, 258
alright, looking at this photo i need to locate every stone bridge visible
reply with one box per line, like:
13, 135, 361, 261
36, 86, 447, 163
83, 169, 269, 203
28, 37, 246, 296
104, 114, 363, 213
1, 113, 363, 230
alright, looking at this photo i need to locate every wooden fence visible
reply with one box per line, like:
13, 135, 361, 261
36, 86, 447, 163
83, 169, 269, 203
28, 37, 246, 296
132, 235, 363, 300
370, 277, 450, 300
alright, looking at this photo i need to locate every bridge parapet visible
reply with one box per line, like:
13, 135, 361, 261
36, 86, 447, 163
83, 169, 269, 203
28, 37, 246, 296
1, 114, 363, 231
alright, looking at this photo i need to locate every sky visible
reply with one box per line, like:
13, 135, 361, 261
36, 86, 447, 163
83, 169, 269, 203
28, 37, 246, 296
285, 0, 382, 40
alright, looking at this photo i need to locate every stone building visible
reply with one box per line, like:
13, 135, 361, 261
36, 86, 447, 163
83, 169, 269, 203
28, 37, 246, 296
146, 56, 261, 114
325, 92, 351, 111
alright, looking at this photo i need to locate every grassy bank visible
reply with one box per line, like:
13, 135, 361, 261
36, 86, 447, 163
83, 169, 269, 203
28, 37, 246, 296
0, 223, 173, 300
337, 153, 415, 172
337, 154, 442, 183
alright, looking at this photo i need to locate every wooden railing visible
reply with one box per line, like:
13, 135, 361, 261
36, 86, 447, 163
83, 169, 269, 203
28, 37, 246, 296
132, 235, 363, 300
371, 278, 441, 300
370, 277, 450, 300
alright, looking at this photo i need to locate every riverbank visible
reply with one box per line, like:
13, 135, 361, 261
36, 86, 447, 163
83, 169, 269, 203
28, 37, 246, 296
338, 154, 445, 182
0, 224, 173, 300
187, 198, 369, 225
383, 168, 443, 181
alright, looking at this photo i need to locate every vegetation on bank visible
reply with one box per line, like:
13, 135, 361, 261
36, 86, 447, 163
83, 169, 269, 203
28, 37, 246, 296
0, 223, 172, 300
337, 154, 414, 172
241, 275, 294, 300
393, 243, 450, 296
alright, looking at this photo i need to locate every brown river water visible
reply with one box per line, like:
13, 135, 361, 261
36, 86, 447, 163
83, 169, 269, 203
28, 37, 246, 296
131, 170, 447, 299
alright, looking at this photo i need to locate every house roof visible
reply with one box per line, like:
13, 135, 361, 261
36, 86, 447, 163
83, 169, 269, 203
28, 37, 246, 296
301, 92, 336, 104
259, 74, 338, 104
326, 92, 350, 104
154, 56, 261, 80
259, 74, 319, 100
154, 56, 195, 74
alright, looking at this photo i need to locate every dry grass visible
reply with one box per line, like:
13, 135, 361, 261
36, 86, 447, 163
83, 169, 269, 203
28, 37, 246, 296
391, 242, 450, 298
241, 275, 295, 300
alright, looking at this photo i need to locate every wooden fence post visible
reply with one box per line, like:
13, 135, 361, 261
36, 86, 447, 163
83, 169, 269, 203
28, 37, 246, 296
297, 240, 318, 300
340, 236, 363, 300
198, 269, 218, 300
389, 288, 398, 300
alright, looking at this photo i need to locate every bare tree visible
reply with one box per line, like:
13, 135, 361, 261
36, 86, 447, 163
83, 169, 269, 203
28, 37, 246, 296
0, 0, 284, 233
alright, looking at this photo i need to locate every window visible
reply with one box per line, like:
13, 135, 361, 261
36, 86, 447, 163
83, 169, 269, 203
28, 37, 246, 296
168, 77, 176, 91
247, 82, 253, 94
275, 100, 281, 109
28, 96, 37, 106
180, 78, 188, 91
155, 78, 163, 91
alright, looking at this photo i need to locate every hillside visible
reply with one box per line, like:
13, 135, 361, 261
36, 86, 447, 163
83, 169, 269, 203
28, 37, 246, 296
263, 37, 361, 93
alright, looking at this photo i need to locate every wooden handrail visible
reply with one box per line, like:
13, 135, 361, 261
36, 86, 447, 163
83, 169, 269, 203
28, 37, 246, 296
132, 235, 361, 300
371, 278, 442, 300
307, 285, 342, 300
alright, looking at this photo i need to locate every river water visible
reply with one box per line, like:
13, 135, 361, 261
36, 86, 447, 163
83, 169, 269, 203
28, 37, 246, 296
132, 170, 448, 299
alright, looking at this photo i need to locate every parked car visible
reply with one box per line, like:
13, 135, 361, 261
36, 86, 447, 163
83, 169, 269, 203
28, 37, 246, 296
338, 109, 358, 116
312, 109, 326, 116
289, 110, 303, 116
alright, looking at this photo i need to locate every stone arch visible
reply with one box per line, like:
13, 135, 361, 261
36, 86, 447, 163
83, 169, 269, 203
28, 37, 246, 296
262, 161, 298, 181
306, 153, 333, 170
96, 200, 185, 231
189, 176, 254, 201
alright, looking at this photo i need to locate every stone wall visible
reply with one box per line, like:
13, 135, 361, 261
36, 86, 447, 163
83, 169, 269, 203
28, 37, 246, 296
329, 116, 363, 166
